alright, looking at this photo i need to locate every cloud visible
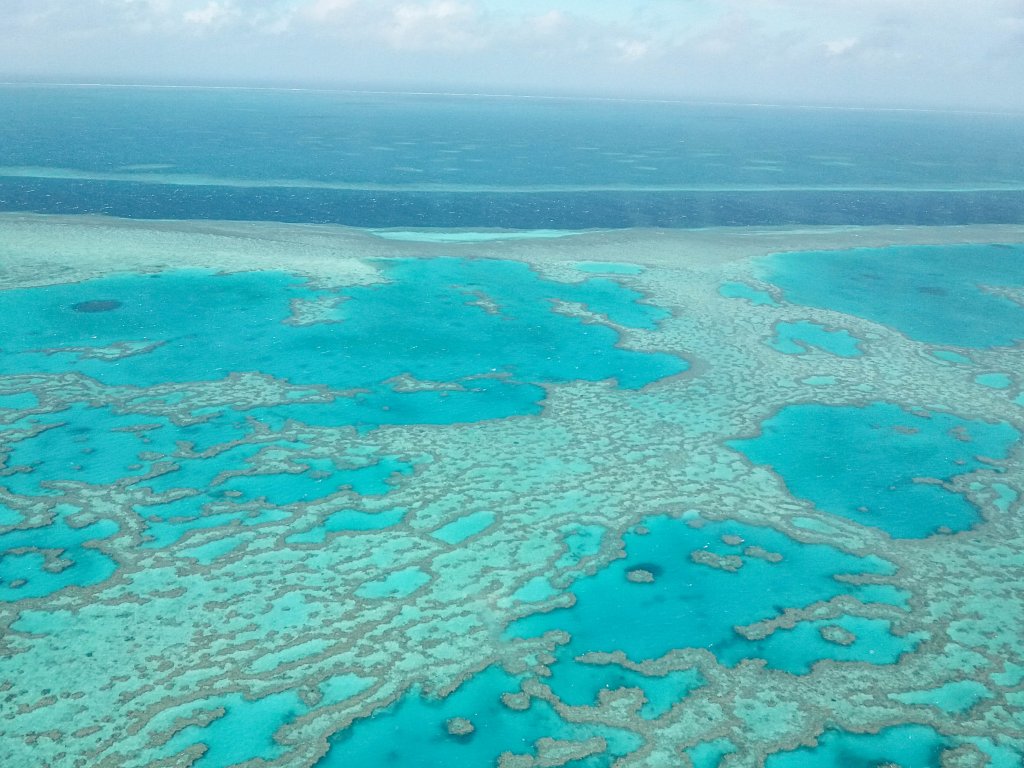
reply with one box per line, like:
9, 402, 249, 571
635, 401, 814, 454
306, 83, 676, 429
615, 39, 650, 63
527, 10, 566, 36
182, 1, 240, 28
303, 0, 354, 21
382, 1, 487, 51
823, 37, 859, 57
0, 0, 1021, 109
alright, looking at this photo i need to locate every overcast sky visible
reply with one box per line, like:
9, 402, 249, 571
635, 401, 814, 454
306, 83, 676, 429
3, 0, 1023, 110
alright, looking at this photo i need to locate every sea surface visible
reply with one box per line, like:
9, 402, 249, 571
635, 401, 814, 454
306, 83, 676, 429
1, 85, 1023, 768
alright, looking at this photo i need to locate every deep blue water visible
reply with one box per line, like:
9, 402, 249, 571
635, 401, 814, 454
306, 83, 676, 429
3, 86, 1024, 227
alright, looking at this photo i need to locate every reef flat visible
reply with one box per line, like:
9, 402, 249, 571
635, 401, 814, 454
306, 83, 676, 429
1, 214, 1023, 768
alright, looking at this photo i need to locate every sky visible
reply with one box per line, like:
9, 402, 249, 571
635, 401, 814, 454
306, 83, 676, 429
3, 0, 1024, 110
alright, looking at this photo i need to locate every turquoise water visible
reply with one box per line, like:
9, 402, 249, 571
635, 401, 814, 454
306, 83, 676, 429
543, 649, 704, 719
0, 392, 39, 410
157, 674, 374, 768
737, 615, 924, 674
0, 504, 118, 601
135, 453, 413, 548
769, 321, 863, 357
431, 510, 496, 545
509, 515, 904, 668
288, 507, 408, 544
765, 725, 949, 768
317, 667, 642, 768
0, 259, 682, 401
687, 740, 738, 768
2, 88, 1023, 768
891, 679, 992, 713
0, 258, 684, 576
3, 404, 246, 495
931, 349, 973, 364
158, 690, 307, 767
730, 402, 1020, 538
977, 372, 1013, 389
762, 243, 1024, 348
573, 262, 645, 276
719, 281, 778, 306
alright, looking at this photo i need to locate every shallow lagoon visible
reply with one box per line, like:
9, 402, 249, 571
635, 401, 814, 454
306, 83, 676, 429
730, 402, 1019, 538
1, 218, 1023, 768
0, 258, 683, 398
508, 514, 910, 667
761, 243, 1024, 348
2, 218, 1015, 768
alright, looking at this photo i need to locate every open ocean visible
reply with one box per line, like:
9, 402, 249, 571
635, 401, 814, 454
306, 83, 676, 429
1, 85, 1023, 768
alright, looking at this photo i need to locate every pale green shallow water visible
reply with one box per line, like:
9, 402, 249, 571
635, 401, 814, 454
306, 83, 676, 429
0, 216, 1022, 768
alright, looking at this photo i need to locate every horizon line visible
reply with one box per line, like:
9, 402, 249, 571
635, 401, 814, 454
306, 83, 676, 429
1, 79, 1021, 118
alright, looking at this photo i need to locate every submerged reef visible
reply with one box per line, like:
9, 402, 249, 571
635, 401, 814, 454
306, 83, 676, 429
0, 219, 1023, 767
